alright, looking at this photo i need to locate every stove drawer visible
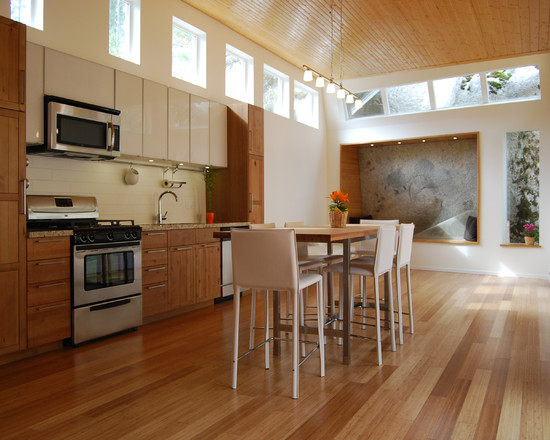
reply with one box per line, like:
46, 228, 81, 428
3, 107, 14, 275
73, 294, 142, 345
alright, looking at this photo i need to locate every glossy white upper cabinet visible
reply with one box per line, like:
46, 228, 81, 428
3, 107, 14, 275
189, 94, 209, 166
209, 102, 227, 167
26, 42, 44, 145
143, 80, 168, 160
44, 48, 114, 108
115, 71, 143, 157
168, 88, 190, 163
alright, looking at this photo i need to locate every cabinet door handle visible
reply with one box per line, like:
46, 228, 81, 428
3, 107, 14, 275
146, 283, 166, 290
37, 282, 67, 289
146, 266, 166, 272
250, 192, 254, 213
35, 238, 66, 243
175, 246, 193, 251
37, 260, 66, 266
21, 179, 28, 215
145, 232, 166, 236
145, 249, 166, 254
36, 303, 67, 312
201, 244, 217, 249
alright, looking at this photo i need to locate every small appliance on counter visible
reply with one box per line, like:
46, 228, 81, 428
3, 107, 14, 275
27, 195, 142, 345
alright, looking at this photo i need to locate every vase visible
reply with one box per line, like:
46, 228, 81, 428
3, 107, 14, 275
329, 211, 348, 228
206, 212, 215, 224
524, 236, 535, 246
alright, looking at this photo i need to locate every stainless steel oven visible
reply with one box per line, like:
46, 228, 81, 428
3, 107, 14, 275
72, 226, 142, 344
27, 195, 143, 345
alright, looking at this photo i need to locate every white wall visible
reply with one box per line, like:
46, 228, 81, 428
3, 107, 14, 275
325, 54, 550, 278
1, 0, 328, 227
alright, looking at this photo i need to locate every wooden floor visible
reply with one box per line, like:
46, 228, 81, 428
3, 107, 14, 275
1, 270, 549, 439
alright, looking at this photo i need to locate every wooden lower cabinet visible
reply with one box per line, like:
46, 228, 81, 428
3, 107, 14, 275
142, 231, 169, 317
168, 244, 195, 307
142, 228, 220, 318
26, 237, 71, 348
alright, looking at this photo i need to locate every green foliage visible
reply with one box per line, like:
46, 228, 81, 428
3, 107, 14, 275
203, 167, 217, 212
487, 70, 512, 95
460, 75, 474, 91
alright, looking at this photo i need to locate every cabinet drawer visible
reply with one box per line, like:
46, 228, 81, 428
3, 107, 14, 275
142, 231, 168, 249
142, 248, 168, 267
142, 282, 169, 317
168, 229, 195, 246
143, 265, 168, 285
195, 228, 220, 244
27, 258, 70, 284
28, 279, 70, 307
27, 301, 71, 348
27, 237, 70, 261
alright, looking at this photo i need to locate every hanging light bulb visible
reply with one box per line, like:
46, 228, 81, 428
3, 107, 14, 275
354, 99, 363, 109
346, 93, 354, 104
315, 76, 325, 88
303, 69, 313, 82
326, 81, 336, 94
336, 87, 346, 99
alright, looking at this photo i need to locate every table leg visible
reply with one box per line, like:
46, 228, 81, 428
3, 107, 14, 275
342, 239, 351, 365
273, 290, 281, 355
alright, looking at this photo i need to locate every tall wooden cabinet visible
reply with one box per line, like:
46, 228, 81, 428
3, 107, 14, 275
212, 104, 264, 223
0, 16, 26, 356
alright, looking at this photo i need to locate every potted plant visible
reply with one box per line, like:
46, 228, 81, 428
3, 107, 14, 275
521, 222, 539, 245
328, 190, 349, 228
203, 167, 217, 224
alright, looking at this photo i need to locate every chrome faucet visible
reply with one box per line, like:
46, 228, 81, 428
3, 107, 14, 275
158, 190, 178, 224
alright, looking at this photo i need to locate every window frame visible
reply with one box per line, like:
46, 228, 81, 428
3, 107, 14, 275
109, 0, 141, 65
293, 80, 319, 129
171, 16, 207, 88
263, 64, 289, 118
10, 0, 43, 30
225, 44, 254, 104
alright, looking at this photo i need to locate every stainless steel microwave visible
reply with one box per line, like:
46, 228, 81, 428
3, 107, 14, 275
28, 95, 121, 159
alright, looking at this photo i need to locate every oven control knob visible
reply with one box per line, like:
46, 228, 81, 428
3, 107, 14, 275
125, 231, 131, 239
88, 233, 95, 243
107, 231, 114, 241
80, 234, 87, 243
131, 231, 138, 239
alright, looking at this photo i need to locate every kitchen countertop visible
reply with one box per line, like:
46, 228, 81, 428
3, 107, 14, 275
27, 222, 249, 239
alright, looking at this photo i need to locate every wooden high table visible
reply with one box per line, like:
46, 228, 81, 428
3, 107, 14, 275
213, 225, 380, 365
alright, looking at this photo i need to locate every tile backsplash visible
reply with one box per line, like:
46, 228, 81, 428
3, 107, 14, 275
26, 155, 206, 225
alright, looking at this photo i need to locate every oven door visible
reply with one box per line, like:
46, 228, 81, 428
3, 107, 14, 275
73, 242, 142, 307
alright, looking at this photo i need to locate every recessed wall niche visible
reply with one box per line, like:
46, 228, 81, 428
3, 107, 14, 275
341, 133, 479, 243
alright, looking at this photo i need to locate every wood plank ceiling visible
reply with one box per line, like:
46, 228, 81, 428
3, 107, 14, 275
181, 0, 550, 81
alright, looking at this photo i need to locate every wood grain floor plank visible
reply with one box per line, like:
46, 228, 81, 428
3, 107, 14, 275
0, 271, 548, 439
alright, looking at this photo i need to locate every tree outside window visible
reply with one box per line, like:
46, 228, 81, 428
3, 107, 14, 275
506, 130, 540, 243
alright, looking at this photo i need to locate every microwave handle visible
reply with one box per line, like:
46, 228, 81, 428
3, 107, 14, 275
107, 122, 114, 151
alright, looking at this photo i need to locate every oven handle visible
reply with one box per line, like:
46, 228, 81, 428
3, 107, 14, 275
74, 241, 141, 251
90, 298, 131, 311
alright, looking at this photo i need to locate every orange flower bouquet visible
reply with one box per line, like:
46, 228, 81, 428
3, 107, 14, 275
328, 190, 349, 212
328, 190, 349, 227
